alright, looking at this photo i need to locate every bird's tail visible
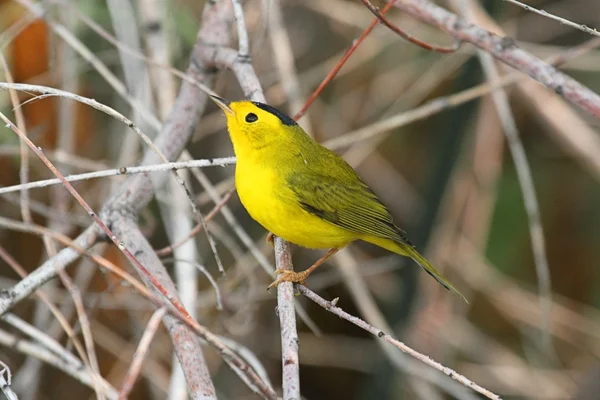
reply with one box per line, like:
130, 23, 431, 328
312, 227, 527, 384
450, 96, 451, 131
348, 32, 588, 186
402, 243, 468, 303
368, 236, 467, 302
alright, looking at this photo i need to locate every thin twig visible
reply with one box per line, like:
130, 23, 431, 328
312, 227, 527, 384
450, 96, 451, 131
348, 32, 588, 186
294, 0, 396, 120
0, 155, 236, 195
297, 285, 502, 400
59, 274, 105, 399
119, 308, 167, 400
268, 0, 313, 131
163, 259, 223, 311
0, 328, 118, 399
0, 361, 17, 400
0, 55, 32, 224
360, 0, 461, 53
502, 0, 600, 39
1, 313, 86, 377
155, 187, 235, 257
232, 0, 250, 59
478, 39, 554, 367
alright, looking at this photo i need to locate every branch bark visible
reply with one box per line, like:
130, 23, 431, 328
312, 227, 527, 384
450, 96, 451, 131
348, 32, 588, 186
274, 239, 300, 399
395, 0, 600, 119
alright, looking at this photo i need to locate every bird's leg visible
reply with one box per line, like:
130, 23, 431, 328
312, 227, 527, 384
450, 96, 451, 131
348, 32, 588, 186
266, 232, 274, 246
268, 248, 340, 289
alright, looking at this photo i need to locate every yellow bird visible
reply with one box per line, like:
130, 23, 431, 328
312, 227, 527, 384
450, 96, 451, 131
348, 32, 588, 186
210, 95, 466, 302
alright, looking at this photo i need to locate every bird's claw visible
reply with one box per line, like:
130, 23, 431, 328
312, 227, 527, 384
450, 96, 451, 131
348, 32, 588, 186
267, 268, 306, 291
266, 232, 275, 246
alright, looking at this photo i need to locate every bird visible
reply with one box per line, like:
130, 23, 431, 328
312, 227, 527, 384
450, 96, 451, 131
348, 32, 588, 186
210, 95, 466, 302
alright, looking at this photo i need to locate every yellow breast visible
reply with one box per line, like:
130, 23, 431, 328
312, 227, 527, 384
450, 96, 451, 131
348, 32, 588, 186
235, 160, 356, 249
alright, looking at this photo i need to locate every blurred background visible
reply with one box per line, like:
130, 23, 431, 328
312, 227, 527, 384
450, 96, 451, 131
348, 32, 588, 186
1, 0, 600, 399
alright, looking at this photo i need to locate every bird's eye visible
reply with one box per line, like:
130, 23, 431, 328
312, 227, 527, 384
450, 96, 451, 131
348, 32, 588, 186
245, 113, 258, 123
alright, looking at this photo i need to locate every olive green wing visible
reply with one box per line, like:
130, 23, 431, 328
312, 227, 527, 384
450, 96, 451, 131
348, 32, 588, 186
286, 170, 468, 302
285, 172, 410, 244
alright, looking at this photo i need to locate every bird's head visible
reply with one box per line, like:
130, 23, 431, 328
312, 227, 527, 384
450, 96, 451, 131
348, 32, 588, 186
210, 95, 300, 158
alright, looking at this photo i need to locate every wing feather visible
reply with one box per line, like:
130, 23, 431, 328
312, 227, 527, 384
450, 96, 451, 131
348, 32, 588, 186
286, 172, 409, 244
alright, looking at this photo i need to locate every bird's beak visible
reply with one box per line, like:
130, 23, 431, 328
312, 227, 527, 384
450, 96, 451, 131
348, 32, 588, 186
209, 94, 234, 115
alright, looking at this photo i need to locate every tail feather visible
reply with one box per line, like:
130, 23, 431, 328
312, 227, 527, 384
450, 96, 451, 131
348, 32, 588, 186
366, 235, 467, 302
405, 245, 467, 303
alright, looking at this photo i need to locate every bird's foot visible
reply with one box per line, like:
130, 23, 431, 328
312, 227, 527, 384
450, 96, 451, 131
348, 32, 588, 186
266, 232, 275, 246
267, 269, 308, 290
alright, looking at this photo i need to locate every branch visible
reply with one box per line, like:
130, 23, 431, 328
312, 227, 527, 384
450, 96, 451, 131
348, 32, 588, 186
0, 144, 235, 195
502, 0, 600, 39
0, 361, 17, 400
0, 225, 100, 315
360, 0, 460, 53
0, 328, 118, 398
274, 239, 300, 399
297, 285, 501, 400
294, 0, 396, 120
119, 308, 167, 399
395, 0, 600, 119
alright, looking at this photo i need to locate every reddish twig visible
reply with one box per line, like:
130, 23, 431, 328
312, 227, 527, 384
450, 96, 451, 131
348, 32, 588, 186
394, 0, 600, 119
293, 1, 396, 120
360, 0, 460, 53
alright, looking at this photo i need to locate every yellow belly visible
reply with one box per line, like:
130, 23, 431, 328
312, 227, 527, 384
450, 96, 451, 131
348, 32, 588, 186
235, 163, 356, 249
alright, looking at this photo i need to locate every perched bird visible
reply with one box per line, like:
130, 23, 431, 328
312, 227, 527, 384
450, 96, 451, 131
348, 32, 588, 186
210, 95, 466, 301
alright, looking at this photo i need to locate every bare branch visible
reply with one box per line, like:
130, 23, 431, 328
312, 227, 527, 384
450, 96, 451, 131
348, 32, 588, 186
0, 361, 17, 400
395, 0, 600, 118
360, 0, 461, 53
0, 154, 235, 195
0, 225, 101, 315
297, 285, 501, 400
274, 239, 300, 399
294, 0, 395, 120
119, 308, 167, 399
0, 328, 118, 398
502, 0, 600, 38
